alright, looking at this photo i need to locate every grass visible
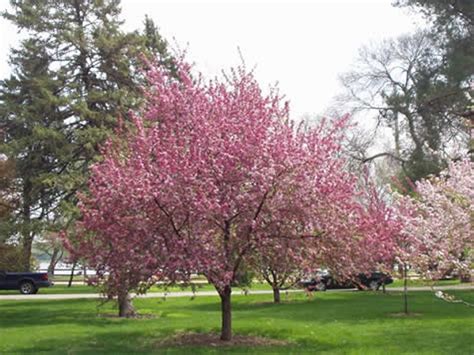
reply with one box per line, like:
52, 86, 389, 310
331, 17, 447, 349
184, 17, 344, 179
0, 290, 473, 354
387, 278, 463, 288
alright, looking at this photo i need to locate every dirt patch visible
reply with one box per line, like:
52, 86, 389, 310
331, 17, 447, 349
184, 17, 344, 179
157, 332, 289, 348
388, 312, 422, 318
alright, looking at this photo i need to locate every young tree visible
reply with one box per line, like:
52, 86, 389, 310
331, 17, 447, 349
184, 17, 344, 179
72, 59, 399, 340
251, 237, 313, 303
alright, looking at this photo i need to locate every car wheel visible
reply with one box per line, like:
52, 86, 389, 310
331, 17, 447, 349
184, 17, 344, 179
369, 280, 380, 291
19, 281, 36, 295
316, 283, 327, 291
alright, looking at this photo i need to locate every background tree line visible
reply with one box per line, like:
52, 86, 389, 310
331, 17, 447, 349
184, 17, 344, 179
340, 0, 473, 189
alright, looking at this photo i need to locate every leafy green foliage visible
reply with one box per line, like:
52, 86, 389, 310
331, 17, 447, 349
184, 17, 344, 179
0, 243, 23, 271
395, 1, 473, 80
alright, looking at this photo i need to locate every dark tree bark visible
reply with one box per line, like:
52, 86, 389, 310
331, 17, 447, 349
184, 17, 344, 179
21, 235, 33, 271
219, 285, 232, 341
68, 261, 77, 288
273, 287, 281, 303
118, 292, 136, 318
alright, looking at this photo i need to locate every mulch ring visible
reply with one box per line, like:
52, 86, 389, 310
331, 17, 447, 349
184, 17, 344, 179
157, 332, 289, 348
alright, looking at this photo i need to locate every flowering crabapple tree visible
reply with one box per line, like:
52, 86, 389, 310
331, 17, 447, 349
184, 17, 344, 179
251, 169, 401, 302
71, 58, 399, 339
250, 236, 316, 303
394, 158, 473, 279
393, 158, 473, 312
63, 135, 193, 318
350, 178, 402, 277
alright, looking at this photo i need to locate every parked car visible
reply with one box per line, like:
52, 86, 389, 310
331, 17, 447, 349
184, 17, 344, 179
0, 270, 52, 294
301, 270, 393, 291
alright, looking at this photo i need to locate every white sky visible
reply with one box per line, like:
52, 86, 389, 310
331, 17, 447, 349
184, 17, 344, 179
0, 0, 423, 119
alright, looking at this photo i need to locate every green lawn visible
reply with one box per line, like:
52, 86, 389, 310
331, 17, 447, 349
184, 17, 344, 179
0, 290, 473, 354
387, 279, 463, 288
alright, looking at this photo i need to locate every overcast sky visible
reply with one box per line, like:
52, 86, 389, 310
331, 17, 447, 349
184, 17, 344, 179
0, 0, 423, 119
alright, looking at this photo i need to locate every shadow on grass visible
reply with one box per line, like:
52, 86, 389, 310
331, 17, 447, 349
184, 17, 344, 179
0, 299, 127, 330
10, 315, 474, 355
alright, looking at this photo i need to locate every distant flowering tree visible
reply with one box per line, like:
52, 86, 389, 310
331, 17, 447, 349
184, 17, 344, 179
394, 159, 473, 280
251, 172, 402, 303
393, 158, 473, 312
68, 59, 400, 339
250, 236, 315, 304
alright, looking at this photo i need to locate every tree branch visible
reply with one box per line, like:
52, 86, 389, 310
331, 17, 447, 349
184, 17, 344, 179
351, 152, 407, 164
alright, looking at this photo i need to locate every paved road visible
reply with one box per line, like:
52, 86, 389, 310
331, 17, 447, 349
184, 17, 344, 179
51, 280, 209, 286
0, 289, 307, 301
0, 284, 472, 301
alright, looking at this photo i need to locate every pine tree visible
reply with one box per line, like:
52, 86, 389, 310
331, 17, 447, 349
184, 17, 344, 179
1, 0, 173, 270
394, 1, 473, 118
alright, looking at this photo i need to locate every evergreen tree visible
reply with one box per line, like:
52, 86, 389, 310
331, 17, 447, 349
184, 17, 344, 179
0, 0, 173, 269
0, 156, 15, 242
394, 1, 473, 120
0, 40, 66, 268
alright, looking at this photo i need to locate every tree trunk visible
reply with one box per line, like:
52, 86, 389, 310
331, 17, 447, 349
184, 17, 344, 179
403, 264, 408, 314
393, 112, 401, 157
68, 261, 77, 288
21, 180, 33, 272
219, 285, 232, 341
118, 292, 136, 318
47, 248, 63, 276
21, 236, 33, 271
459, 272, 472, 283
273, 287, 281, 303
83, 264, 87, 284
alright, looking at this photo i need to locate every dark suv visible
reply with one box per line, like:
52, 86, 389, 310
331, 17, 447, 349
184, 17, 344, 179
0, 271, 52, 294
301, 271, 393, 291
